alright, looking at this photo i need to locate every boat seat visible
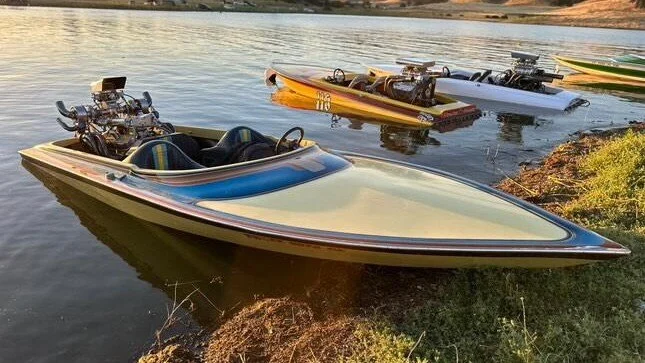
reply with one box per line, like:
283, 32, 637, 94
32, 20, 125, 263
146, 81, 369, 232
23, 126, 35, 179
469, 72, 482, 82
199, 126, 275, 167
348, 75, 370, 91
128, 140, 204, 170
476, 70, 492, 82
448, 71, 471, 80
140, 132, 202, 160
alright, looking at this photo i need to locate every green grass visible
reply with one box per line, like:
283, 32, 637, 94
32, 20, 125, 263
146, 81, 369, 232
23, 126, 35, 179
347, 229, 644, 363
565, 130, 645, 232
346, 131, 645, 363
342, 324, 427, 363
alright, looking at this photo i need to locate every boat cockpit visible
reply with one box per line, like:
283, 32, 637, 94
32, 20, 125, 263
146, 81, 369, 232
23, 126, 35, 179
319, 59, 442, 107
54, 77, 306, 171
437, 52, 565, 93
122, 126, 305, 170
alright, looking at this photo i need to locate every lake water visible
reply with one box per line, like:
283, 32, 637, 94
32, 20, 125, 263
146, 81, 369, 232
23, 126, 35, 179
0, 6, 643, 362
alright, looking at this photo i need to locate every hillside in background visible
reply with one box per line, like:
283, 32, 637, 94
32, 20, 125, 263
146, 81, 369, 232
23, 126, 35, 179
377, 0, 643, 7
545, 0, 644, 28
505, 0, 552, 5
552, 0, 641, 14
10, 0, 644, 29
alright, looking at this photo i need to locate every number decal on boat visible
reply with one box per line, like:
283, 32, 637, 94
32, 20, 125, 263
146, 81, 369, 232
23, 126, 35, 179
315, 91, 331, 112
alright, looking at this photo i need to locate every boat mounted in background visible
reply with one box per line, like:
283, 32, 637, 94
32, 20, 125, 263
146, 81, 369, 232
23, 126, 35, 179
553, 54, 645, 83
20, 78, 630, 268
265, 61, 482, 128
367, 53, 588, 111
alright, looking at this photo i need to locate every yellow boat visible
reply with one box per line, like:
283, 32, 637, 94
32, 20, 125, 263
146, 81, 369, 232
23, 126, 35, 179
265, 61, 481, 127
271, 87, 475, 138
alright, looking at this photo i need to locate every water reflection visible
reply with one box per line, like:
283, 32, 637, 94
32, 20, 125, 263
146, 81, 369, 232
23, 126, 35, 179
496, 113, 539, 144
271, 87, 476, 155
22, 160, 360, 327
378, 125, 440, 155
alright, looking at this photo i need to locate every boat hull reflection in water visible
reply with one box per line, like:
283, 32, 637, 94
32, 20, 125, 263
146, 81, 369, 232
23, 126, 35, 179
23, 160, 350, 326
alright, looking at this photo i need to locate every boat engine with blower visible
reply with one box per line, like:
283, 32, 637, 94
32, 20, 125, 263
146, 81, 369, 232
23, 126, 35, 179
492, 51, 564, 92
367, 52, 588, 111
55, 76, 175, 160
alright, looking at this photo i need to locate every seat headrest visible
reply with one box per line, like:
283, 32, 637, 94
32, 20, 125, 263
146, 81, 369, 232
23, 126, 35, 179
198, 126, 274, 167
140, 132, 201, 160
128, 140, 204, 171
217, 126, 270, 150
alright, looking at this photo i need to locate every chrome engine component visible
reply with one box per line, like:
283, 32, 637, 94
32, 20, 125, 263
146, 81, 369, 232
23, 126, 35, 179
494, 51, 564, 92
510, 51, 540, 76
55, 77, 174, 159
376, 58, 441, 107
386, 75, 437, 106
396, 58, 437, 78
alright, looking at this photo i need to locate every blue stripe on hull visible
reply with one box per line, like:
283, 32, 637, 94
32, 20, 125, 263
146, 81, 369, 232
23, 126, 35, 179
125, 152, 350, 202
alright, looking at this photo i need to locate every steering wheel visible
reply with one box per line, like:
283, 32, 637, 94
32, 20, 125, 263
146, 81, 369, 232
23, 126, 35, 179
441, 66, 451, 78
275, 127, 304, 155
332, 68, 346, 83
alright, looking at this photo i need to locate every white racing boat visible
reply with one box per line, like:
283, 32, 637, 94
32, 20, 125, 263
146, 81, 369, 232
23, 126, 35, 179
367, 53, 588, 111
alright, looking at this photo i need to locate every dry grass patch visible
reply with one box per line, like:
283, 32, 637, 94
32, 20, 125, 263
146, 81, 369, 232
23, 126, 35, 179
206, 297, 360, 363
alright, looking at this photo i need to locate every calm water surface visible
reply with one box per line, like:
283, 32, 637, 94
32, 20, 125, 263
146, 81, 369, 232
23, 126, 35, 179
0, 6, 643, 362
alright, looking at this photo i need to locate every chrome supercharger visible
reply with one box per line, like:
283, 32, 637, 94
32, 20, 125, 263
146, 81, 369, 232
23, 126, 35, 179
495, 52, 564, 91
381, 58, 440, 107
55, 77, 174, 160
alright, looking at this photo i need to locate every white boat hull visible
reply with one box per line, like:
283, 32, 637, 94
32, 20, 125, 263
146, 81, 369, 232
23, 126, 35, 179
367, 64, 585, 111
435, 77, 582, 111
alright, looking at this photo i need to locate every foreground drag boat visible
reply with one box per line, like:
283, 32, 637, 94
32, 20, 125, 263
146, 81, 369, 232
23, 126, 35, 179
553, 54, 645, 83
20, 78, 630, 268
265, 61, 481, 127
368, 53, 588, 111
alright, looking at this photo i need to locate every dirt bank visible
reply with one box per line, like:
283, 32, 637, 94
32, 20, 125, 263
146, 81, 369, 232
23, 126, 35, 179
497, 122, 645, 230
206, 297, 360, 362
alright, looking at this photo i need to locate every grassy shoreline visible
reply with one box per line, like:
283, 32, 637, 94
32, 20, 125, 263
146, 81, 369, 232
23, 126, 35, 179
140, 124, 644, 362
6, 0, 644, 30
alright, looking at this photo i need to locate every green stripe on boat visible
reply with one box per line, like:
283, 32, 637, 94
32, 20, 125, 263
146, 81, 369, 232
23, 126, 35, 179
565, 59, 645, 79
612, 54, 645, 66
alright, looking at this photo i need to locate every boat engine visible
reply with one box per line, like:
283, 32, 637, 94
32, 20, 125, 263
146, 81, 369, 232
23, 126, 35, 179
55, 77, 174, 160
378, 58, 441, 107
378, 74, 436, 107
494, 52, 564, 92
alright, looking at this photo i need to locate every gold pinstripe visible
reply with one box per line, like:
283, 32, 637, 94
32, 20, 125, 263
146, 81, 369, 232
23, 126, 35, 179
152, 144, 168, 170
